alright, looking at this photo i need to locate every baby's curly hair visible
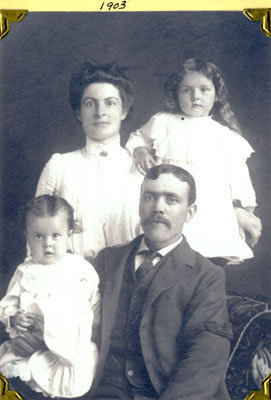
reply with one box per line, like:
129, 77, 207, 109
164, 58, 241, 134
21, 195, 81, 233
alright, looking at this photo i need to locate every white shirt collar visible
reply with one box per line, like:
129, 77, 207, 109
138, 236, 183, 257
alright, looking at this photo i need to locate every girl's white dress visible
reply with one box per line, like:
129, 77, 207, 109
0, 253, 100, 398
126, 112, 257, 261
36, 136, 141, 259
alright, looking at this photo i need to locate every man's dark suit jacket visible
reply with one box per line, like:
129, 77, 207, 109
91, 235, 232, 400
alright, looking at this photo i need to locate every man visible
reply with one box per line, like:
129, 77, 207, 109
90, 164, 232, 400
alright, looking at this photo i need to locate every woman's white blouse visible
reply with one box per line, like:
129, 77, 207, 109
0, 253, 100, 398
126, 112, 257, 260
36, 136, 141, 259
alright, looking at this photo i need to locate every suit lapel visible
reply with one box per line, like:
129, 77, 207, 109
99, 236, 143, 359
142, 237, 196, 315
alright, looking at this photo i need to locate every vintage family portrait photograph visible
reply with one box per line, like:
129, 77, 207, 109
0, 9, 270, 400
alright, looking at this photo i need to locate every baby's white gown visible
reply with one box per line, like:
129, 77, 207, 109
0, 253, 100, 398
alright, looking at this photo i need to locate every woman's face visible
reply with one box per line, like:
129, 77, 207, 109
76, 82, 127, 144
177, 71, 216, 117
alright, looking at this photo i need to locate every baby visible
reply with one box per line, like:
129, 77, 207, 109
0, 195, 100, 398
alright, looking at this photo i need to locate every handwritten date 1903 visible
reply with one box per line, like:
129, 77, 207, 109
100, 1, 127, 10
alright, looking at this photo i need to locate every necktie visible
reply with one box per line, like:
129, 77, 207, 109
136, 250, 161, 281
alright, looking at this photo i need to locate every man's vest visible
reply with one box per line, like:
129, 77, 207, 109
95, 248, 160, 398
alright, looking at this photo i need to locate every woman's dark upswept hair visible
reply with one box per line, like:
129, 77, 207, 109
164, 58, 241, 134
69, 61, 134, 118
21, 195, 79, 232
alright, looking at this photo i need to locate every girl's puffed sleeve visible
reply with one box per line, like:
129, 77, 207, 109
0, 268, 22, 337
224, 132, 257, 208
35, 153, 64, 197
125, 112, 165, 155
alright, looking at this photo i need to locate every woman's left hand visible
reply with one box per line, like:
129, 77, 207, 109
235, 207, 262, 247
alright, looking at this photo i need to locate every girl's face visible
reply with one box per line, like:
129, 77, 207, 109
26, 211, 72, 265
76, 82, 127, 144
177, 71, 216, 118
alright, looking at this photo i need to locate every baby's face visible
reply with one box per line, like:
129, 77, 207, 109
26, 211, 71, 265
177, 71, 216, 118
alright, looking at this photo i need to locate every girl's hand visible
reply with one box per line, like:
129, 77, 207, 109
11, 311, 36, 333
234, 207, 262, 248
133, 147, 156, 175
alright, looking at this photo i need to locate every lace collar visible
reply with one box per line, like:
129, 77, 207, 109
85, 135, 121, 157
176, 113, 213, 121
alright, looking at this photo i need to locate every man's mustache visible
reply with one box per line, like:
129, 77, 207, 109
142, 215, 171, 229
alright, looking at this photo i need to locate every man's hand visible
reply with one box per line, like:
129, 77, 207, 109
9, 330, 46, 358
133, 147, 156, 175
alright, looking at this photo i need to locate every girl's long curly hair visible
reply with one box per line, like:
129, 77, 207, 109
164, 58, 241, 135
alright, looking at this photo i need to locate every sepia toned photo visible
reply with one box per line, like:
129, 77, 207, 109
0, 10, 270, 400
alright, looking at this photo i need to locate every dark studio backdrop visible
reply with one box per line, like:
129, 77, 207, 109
0, 12, 270, 298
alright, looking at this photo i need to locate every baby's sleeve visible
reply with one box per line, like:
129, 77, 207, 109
0, 268, 22, 336
89, 272, 101, 333
125, 113, 162, 155
226, 133, 257, 208
35, 153, 63, 197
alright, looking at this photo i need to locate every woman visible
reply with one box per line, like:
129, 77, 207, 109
36, 61, 141, 259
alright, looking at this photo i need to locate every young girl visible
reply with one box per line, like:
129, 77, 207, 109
0, 195, 100, 398
126, 58, 261, 264
36, 61, 141, 260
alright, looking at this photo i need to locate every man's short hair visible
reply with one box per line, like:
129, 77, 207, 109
144, 164, 196, 206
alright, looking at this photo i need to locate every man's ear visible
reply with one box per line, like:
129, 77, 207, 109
185, 203, 197, 223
